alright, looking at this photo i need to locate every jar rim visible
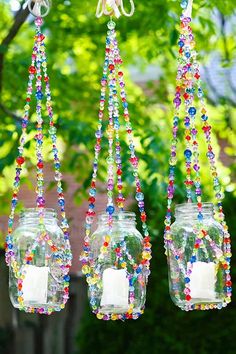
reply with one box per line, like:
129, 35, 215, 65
20, 208, 57, 218
97, 211, 136, 222
175, 202, 214, 214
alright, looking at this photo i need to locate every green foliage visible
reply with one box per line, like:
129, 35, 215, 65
0, 0, 236, 353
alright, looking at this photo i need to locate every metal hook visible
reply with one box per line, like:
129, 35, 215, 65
26, 0, 51, 17
182, 0, 193, 18
96, 0, 135, 18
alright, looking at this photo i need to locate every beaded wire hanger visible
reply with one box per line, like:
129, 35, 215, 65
164, 0, 232, 310
80, 0, 152, 321
5, 0, 72, 314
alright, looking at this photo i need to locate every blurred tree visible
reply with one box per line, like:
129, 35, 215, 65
0, 0, 235, 353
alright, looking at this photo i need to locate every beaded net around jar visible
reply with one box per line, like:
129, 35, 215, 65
5, 17, 72, 315
80, 20, 152, 321
164, 6, 232, 310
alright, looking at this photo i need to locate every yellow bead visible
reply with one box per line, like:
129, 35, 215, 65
97, 313, 103, 320
82, 265, 91, 274
105, 235, 110, 242
111, 314, 118, 321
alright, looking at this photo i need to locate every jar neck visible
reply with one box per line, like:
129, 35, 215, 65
174, 203, 214, 220
97, 211, 136, 226
19, 208, 58, 224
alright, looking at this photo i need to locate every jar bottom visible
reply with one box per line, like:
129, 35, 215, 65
100, 304, 129, 314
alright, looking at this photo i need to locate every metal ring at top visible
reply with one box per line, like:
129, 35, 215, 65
28, 0, 51, 17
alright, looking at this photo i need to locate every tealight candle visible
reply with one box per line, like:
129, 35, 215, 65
101, 268, 129, 309
22, 265, 49, 303
190, 262, 216, 299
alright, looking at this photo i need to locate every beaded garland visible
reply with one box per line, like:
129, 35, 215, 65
164, 6, 232, 310
80, 20, 152, 321
5, 17, 72, 315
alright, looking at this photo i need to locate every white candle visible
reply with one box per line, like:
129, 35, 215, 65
22, 265, 49, 304
101, 268, 129, 309
190, 261, 216, 299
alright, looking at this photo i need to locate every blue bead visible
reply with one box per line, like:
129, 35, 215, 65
185, 52, 191, 58
136, 267, 142, 274
106, 205, 115, 215
207, 151, 215, 159
135, 192, 144, 202
184, 149, 192, 159
201, 114, 208, 121
175, 255, 179, 260
123, 102, 128, 108
89, 203, 95, 209
188, 107, 197, 116
178, 40, 184, 48
184, 277, 190, 283
190, 256, 196, 263
64, 275, 70, 282
198, 213, 203, 221
89, 188, 96, 197
58, 199, 65, 206
36, 91, 43, 100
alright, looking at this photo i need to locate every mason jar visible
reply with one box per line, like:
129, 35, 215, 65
9, 208, 72, 314
87, 212, 147, 320
167, 202, 229, 311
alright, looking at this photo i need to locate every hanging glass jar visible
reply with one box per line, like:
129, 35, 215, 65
80, 2, 152, 321
5, 3, 72, 315
167, 203, 229, 310
164, 0, 232, 311
9, 209, 71, 314
87, 212, 147, 318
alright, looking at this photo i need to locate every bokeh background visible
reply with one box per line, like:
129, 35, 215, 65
0, 0, 235, 353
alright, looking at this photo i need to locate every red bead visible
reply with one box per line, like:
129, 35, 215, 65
186, 295, 191, 301
109, 64, 115, 71
141, 214, 147, 222
183, 93, 189, 99
118, 71, 123, 77
226, 281, 232, 287
89, 197, 95, 203
185, 135, 191, 141
194, 73, 200, 79
37, 161, 44, 169
16, 156, 25, 165
117, 169, 122, 176
115, 247, 120, 253
26, 97, 31, 102
104, 242, 109, 247
44, 76, 49, 82
194, 243, 200, 249
29, 66, 36, 74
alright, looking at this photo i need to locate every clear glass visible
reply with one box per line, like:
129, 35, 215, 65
89, 212, 146, 318
9, 208, 72, 313
167, 203, 226, 310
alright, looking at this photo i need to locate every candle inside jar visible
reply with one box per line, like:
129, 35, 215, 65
22, 265, 49, 304
189, 261, 216, 299
101, 268, 129, 309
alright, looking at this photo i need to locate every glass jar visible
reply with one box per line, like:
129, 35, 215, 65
87, 212, 147, 320
167, 202, 229, 311
9, 208, 72, 314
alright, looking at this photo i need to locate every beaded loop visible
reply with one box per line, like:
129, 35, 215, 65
5, 17, 71, 314
164, 6, 232, 310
